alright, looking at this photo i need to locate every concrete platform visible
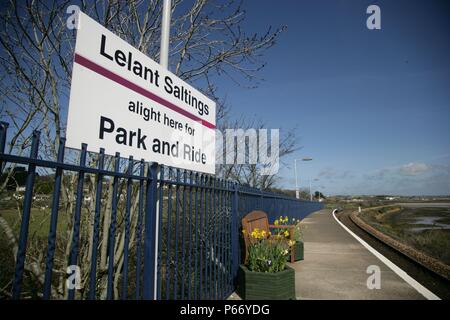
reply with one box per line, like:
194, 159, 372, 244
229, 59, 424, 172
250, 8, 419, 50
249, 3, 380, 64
291, 209, 426, 300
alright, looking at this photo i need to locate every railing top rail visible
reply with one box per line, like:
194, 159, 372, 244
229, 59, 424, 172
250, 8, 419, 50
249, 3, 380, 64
0, 153, 150, 181
0, 122, 318, 203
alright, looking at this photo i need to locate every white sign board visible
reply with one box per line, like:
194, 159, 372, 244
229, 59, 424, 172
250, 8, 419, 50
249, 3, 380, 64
67, 12, 216, 174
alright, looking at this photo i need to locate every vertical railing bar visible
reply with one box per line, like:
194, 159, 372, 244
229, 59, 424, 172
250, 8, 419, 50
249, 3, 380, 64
216, 178, 220, 299
0, 122, 9, 174
210, 177, 214, 299
121, 156, 134, 300
216, 178, 221, 299
165, 167, 173, 300
106, 152, 121, 300
212, 177, 217, 299
199, 174, 204, 299
227, 181, 233, 291
227, 181, 231, 293
67, 143, 88, 300
211, 176, 215, 299
224, 181, 227, 295
142, 162, 159, 300
11, 130, 40, 300
209, 176, 213, 299
187, 171, 193, 300
173, 168, 181, 299
135, 159, 145, 299
194, 173, 199, 300
223, 182, 226, 294
219, 178, 224, 299
43, 138, 66, 299
156, 165, 165, 299
225, 180, 230, 294
225, 180, 230, 295
87, 148, 105, 300
225, 181, 229, 294
211, 177, 215, 299
180, 170, 187, 300
224, 182, 228, 294
206, 175, 210, 299
204, 175, 209, 299
218, 178, 222, 299
232, 181, 238, 291
260, 189, 263, 209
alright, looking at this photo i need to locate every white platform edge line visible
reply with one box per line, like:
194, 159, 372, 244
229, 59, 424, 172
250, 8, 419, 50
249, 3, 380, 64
331, 209, 440, 300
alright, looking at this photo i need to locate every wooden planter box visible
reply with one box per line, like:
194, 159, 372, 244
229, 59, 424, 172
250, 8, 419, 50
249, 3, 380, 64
288, 241, 304, 262
237, 265, 296, 300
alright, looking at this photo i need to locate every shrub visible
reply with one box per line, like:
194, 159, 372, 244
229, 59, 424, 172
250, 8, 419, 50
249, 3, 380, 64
244, 228, 294, 273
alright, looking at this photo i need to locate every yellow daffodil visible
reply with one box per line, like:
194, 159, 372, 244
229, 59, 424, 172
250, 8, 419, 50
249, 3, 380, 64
274, 220, 279, 226
284, 230, 289, 237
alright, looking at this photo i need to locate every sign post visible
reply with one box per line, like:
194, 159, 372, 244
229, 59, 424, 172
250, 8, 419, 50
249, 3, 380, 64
153, 0, 171, 299
160, 0, 172, 69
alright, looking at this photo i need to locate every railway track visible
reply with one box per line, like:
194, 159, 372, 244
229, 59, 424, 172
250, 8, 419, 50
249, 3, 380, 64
337, 210, 450, 300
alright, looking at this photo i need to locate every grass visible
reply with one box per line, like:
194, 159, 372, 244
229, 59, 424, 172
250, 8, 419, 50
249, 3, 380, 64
0, 207, 72, 239
0, 205, 77, 298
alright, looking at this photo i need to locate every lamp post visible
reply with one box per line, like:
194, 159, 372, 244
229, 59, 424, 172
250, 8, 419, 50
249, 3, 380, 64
308, 178, 311, 201
294, 157, 313, 199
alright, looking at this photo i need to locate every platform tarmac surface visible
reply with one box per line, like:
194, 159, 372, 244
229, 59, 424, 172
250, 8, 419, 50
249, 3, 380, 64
291, 209, 427, 300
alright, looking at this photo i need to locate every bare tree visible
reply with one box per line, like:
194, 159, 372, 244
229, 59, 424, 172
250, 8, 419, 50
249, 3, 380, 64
216, 115, 299, 189
0, 0, 291, 299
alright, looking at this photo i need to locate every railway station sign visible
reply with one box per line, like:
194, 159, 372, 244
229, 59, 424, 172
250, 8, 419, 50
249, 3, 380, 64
66, 12, 216, 174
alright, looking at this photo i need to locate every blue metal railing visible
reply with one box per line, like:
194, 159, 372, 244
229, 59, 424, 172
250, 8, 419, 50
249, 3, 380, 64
0, 122, 323, 300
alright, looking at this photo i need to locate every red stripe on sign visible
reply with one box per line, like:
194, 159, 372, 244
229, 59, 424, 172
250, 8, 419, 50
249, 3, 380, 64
74, 53, 216, 129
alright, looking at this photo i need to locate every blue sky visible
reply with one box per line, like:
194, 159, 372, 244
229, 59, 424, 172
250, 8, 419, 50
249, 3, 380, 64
214, 0, 450, 196
4, 1, 447, 196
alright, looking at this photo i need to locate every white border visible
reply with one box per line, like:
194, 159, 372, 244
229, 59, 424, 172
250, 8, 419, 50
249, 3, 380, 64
332, 209, 440, 300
